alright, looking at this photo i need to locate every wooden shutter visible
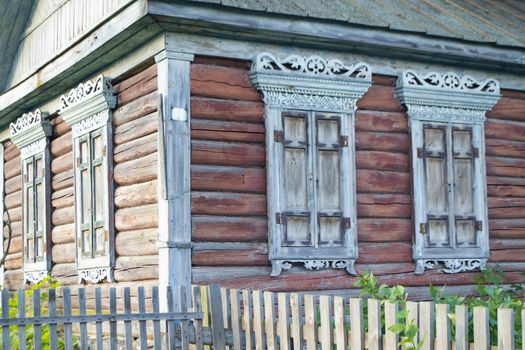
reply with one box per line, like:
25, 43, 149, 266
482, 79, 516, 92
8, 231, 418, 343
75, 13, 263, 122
24, 158, 35, 263
315, 113, 344, 247
281, 111, 312, 247
78, 135, 92, 257
34, 155, 44, 261
91, 129, 107, 255
422, 124, 450, 247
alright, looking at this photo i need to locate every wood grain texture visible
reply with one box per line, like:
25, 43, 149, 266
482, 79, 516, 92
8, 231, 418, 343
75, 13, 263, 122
192, 140, 265, 167
114, 180, 157, 209
191, 97, 264, 123
113, 132, 157, 164
114, 153, 157, 186
113, 91, 157, 127
191, 165, 266, 193
192, 192, 266, 216
115, 228, 157, 256
114, 112, 157, 145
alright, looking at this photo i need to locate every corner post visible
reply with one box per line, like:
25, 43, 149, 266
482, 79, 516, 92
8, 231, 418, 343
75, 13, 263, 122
155, 49, 194, 311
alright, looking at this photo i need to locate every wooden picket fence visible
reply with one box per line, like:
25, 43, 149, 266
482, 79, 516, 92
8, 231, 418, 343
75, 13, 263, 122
195, 284, 523, 350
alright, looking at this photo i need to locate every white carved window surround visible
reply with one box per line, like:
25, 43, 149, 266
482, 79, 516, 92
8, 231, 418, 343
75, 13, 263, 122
396, 70, 501, 274
10, 109, 52, 284
59, 75, 117, 284
250, 53, 372, 276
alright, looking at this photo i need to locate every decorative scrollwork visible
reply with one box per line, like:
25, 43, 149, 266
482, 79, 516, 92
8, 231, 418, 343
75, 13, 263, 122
78, 267, 112, 284
416, 259, 487, 274
10, 109, 52, 156
271, 260, 356, 276
60, 75, 111, 110
402, 71, 499, 93
24, 270, 48, 284
10, 110, 42, 136
253, 52, 371, 80
71, 110, 110, 138
20, 139, 47, 159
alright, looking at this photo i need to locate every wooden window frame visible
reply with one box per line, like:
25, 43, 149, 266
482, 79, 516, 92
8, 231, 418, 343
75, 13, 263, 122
250, 52, 372, 276
396, 70, 501, 274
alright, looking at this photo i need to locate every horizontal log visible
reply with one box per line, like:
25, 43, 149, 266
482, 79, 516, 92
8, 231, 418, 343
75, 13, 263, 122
3, 269, 23, 290
52, 242, 76, 263
487, 96, 525, 122
357, 194, 411, 218
117, 75, 157, 108
489, 219, 525, 239
487, 176, 525, 186
114, 180, 157, 209
115, 64, 157, 101
4, 156, 21, 179
50, 131, 72, 157
53, 117, 71, 136
490, 239, 525, 250
192, 216, 267, 242
356, 150, 409, 172
486, 156, 525, 177
52, 223, 75, 244
51, 186, 74, 209
191, 96, 264, 123
114, 112, 157, 145
192, 246, 269, 266
192, 140, 265, 167
52, 170, 74, 191
191, 165, 266, 193
4, 175, 20, 195
115, 228, 157, 256
115, 204, 157, 231
488, 185, 525, 197
5, 190, 21, 210
192, 192, 267, 216
52, 206, 74, 226
191, 64, 261, 102
114, 255, 158, 282
356, 169, 411, 193
4, 256, 22, 270
3, 143, 19, 162
358, 218, 412, 242
51, 151, 73, 175
113, 91, 157, 127
491, 249, 525, 262
5, 206, 21, 222
5, 235, 22, 254
355, 131, 409, 152
114, 132, 157, 164
489, 198, 525, 219
356, 85, 404, 112
51, 263, 78, 285
114, 153, 157, 186
485, 119, 525, 142
4, 221, 21, 239
485, 138, 525, 158
191, 119, 265, 143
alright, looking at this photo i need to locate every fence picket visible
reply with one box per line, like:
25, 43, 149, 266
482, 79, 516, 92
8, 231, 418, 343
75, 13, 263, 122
109, 287, 118, 350
230, 289, 242, 350
124, 287, 133, 350
242, 289, 254, 350
455, 305, 469, 350
166, 286, 177, 349
436, 304, 450, 350
253, 290, 266, 350
95, 288, 104, 350
138, 286, 148, 350
497, 308, 514, 350
384, 301, 398, 349
406, 301, 419, 346
192, 286, 205, 350
333, 296, 345, 350
63, 288, 74, 350
78, 288, 88, 350
304, 294, 318, 350
419, 301, 434, 350
221, 287, 231, 330
277, 293, 290, 350
48, 289, 58, 350
152, 286, 162, 350
33, 289, 42, 350
474, 306, 490, 350
17, 289, 26, 350
201, 285, 211, 350
209, 284, 226, 349
264, 291, 277, 350
2, 289, 9, 350
367, 299, 381, 350
289, 293, 303, 350
350, 298, 364, 350
319, 295, 333, 350
180, 286, 190, 350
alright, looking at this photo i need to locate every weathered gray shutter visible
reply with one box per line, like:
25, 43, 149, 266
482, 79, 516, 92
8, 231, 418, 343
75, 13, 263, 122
91, 129, 107, 255
421, 124, 449, 247
78, 134, 92, 257
23, 158, 35, 262
34, 155, 44, 261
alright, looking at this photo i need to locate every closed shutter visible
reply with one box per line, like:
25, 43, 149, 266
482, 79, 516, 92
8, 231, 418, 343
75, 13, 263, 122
78, 134, 92, 258
24, 158, 35, 263
91, 129, 107, 255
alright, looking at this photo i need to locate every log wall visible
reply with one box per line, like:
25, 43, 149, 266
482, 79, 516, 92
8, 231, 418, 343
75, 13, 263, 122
190, 56, 525, 294
2, 62, 159, 290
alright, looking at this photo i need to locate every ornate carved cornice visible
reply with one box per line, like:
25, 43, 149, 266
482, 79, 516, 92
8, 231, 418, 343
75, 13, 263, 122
272, 259, 356, 277
250, 52, 372, 112
415, 259, 487, 274
59, 75, 116, 134
78, 267, 113, 284
10, 109, 51, 159
396, 70, 501, 123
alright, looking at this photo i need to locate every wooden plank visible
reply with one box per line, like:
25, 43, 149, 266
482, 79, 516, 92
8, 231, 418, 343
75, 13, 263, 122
419, 301, 434, 350
191, 192, 267, 216
357, 194, 411, 219
192, 140, 265, 167
356, 169, 411, 193
191, 165, 266, 193
48, 289, 58, 350
180, 286, 190, 350
356, 150, 409, 172
113, 91, 158, 127
114, 180, 157, 209
487, 96, 525, 121
497, 308, 514, 350
319, 295, 333, 350
230, 289, 242, 350
191, 119, 265, 143
152, 286, 161, 350
357, 84, 404, 112
95, 288, 103, 350
2, 290, 9, 350
78, 288, 88, 350
192, 216, 267, 242
485, 119, 525, 143
109, 288, 118, 350
384, 301, 398, 349
209, 285, 226, 349
63, 288, 73, 350
358, 218, 412, 242
473, 306, 490, 350
242, 289, 254, 350
486, 156, 525, 177
252, 290, 266, 350
264, 291, 277, 350
333, 296, 346, 350
367, 299, 381, 350
114, 152, 157, 186
486, 138, 525, 158
277, 293, 290, 350
304, 294, 318, 350
124, 287, 133, 349
435, 304, 450, 350
405, 301, 419, 345
114, 133, 158, 164
192, 286, 205, 350
349, 298, 363, 350
115, 204, 158, 231
137, 286, 148, 350
289, 293, 302, 350
191, 97, 263, 123
455, 305, 469, 350
114, 111, 158, 145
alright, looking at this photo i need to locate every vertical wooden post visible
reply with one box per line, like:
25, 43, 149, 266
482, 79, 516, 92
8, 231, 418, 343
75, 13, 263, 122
384, 301, 399, 349
230, 289, 242, 350
277, 293, 291, 350
289, 293, 303, 350
264, 291, 277, 350
419, 301, 434, 350
473, 306, 490, 350
333, 296, 346, 350
367, 299, 382, 350
350, 298, 364, 350
155, 47, 194, 312
455, 305, 469, 350
435, 304, 450, 350
2, 289, 9, 350
209, 285, 226, 349
498, 308, 514, 350
304, 294, 318, 350
406, 301, 419, 345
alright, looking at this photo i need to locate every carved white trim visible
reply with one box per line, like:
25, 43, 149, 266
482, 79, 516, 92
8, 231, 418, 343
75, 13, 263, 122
78, 267, 113, 284
396, 70, 501, 123
24, 270, 48, 284
71, 110, 110, 138
20, 138, 47, 159
272, 259, 356, 276
59, 75, 116, 133
11, 109, 42, 136
10, 109, 51, 156
250, 52, 372, 112
415, 259, 487, 274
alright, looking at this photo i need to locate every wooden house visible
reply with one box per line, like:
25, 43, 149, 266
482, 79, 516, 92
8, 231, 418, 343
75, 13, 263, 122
0, 0, 524, 302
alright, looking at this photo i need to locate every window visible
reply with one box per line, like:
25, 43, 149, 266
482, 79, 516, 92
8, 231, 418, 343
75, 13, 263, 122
59, 75, 116, 283
250, 53, 372, 276
10, 109, 52, 284
396, 70, 501, 274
